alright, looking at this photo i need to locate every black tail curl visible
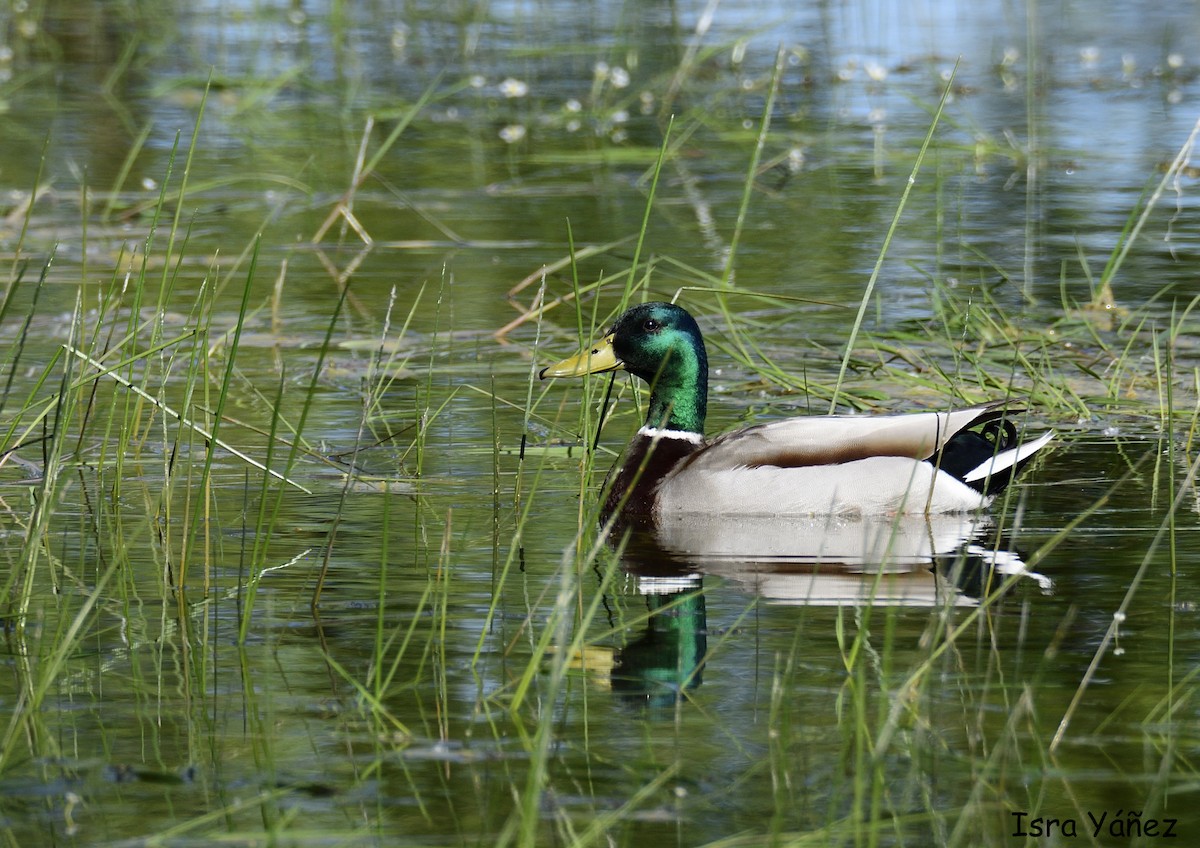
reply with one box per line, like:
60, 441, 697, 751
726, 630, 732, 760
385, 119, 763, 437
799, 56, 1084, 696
933, 419, 1023, 495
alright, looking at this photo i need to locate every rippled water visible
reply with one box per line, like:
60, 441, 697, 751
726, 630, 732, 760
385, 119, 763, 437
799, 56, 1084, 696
2, 1, 1200, 845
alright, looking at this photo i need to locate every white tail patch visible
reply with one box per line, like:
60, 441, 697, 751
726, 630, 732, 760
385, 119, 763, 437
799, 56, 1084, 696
963, 430, 1055, 484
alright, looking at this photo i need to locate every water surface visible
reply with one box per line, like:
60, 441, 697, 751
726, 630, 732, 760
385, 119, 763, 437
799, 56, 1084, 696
1, 2, 1199, 845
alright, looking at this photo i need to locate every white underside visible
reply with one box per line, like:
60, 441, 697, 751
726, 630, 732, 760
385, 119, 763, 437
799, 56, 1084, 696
653, 511, 986, 565
656, 456, 990, 517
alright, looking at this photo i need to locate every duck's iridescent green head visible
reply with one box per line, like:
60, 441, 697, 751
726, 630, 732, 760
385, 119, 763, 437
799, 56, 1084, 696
540, 302, 709, 435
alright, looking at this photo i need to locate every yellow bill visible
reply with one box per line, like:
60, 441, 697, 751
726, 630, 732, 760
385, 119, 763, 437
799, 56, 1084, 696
539, 333, 622, 378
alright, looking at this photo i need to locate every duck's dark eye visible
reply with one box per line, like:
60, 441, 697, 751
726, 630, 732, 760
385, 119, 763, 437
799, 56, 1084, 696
642, 318, 661, 332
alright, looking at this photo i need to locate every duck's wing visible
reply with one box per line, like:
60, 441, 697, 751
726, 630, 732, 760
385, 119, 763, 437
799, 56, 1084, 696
682, 402, 1018, 473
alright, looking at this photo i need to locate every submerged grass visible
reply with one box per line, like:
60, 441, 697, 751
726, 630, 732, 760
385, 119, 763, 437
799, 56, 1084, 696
0, 92, 376, 825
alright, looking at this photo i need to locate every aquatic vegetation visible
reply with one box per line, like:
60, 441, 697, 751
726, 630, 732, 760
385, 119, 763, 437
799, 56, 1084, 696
0, 3, 1198, 846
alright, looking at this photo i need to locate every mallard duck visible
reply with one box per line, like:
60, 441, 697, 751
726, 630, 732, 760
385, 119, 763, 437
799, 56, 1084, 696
540, 302, 1053, 519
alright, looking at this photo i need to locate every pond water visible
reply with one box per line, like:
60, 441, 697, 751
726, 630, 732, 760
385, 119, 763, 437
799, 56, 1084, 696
2, 1, 1200, 846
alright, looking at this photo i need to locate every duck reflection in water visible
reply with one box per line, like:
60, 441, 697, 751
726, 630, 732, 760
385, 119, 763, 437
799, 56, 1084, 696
589, 512, 1050, 708
607, 574, 707, 709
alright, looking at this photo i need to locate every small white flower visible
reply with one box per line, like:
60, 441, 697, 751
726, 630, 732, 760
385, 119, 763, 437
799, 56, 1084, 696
565, 98, 582, 113
593, 61, 610, 80
499, 124, 526, 143
469, 74, 486, 89
1168, 53, 1184, 69
499, 77, 528, 98
610, 109, 628, 124
1080, 46, 1100, 66
391, 26, 408, 52
610, 66, 630, 88
865, 61, 887, 82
